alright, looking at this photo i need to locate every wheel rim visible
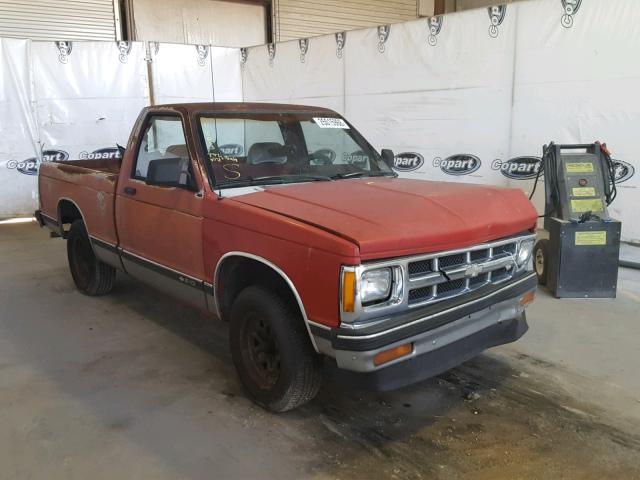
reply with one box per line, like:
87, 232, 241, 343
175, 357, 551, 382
242, 313, 281, 388
535, 249, 545, 276
72, 234, 95, 287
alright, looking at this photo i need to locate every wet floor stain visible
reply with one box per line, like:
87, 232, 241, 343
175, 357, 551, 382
288, 355, 640, 479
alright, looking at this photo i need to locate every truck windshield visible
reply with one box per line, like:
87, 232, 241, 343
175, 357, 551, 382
198, 112, 394, 188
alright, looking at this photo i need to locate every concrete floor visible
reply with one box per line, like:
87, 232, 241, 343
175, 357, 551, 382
1, 220, 639, 480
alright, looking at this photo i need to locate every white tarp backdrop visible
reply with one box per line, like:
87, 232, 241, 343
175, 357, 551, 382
0, 38, 39, 216
32, 41, 149, 164
151, 42, 214, 104
1, 0, 638, 241
150, 42, 242, 104
0, 40, 241, 218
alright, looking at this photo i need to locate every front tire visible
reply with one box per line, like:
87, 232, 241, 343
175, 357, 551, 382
67, 220, 116, 295
229, 286, 322, 412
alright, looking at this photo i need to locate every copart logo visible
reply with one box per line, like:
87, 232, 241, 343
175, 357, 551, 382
116, 41, 132, 64
240, 48, 248, 67
434, 154, 481, 176
492, 156, 542, 180
219, 144, 243, 156
195, 45, 209, 67
335, 32, 346, 59
612, 159, 635, 184
267, 43, 276, 67
488, 5, 507, 38
377, 25, 390, 53
79, 148, 121, 160
55, 41, 72, 64
8, 149, 69, 176
393, 152, 424, 172
561, 0, 582, 28
427, 16, 443, 46
299, 38, 309, 63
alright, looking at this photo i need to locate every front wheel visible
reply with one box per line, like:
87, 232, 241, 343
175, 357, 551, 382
67, 220, 116, 295
229, 286, 322, 412
533, 239, 550, 286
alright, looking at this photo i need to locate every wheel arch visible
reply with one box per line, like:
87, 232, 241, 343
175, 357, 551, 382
57, 197, 86, 237
214, 252, 319, 352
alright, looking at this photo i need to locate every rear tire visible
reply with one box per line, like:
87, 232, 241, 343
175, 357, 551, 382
67, 220, 116, 296
533, 239, 549, 286
229, 285, 322, 412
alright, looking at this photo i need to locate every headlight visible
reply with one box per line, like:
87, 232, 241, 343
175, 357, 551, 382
361, 268, 392, 305
517, 239, 535, 270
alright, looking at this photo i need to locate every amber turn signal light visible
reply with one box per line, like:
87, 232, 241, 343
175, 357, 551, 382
520, 291, 536, 306
373, 343, 413, 367
342, 270, 356, 312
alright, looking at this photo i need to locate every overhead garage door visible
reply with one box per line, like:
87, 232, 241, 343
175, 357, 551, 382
0, 0, 118, 41
272, 0, 418, 42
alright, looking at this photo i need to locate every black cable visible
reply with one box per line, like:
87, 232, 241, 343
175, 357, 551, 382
533, 143, 560, 219
528, 157, 543, 200
602, 146, 617, 206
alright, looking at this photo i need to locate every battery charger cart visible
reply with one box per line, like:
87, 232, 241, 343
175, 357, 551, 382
532, 142, 621, 298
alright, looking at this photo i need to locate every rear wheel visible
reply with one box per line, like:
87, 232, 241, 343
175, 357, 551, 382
67, 220, 116, 295
229, 285, 322, 412
533, 239, 549, 286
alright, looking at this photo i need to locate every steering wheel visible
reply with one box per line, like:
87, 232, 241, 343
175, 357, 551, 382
309, 148, 336, 165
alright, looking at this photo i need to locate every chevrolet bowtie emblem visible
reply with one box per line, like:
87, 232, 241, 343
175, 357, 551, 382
464, 264, 483, 278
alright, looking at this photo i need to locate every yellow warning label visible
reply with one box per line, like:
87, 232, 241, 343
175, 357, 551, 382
572, 187, 596, 197
566, 162, 594, 173
575, 231, 607, 246
571, 198, 604, 213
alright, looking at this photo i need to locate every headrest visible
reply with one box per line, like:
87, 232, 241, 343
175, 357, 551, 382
247, 142, 287, 165
166, 144, 188, 159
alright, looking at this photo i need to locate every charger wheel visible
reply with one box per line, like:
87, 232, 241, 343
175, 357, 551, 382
533, 240, 549, 286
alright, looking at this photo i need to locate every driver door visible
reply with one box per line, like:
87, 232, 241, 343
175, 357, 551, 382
116, 113, 206, 309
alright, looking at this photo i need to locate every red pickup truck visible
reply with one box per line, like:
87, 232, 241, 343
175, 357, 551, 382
36, 103, 538, 412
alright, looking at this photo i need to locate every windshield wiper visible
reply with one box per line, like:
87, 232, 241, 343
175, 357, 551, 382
331, 171, 397, 180
217, 174, 332, 189
252, 174, 332, 182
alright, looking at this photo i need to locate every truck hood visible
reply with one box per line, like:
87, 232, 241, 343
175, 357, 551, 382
231, 178, 537, 258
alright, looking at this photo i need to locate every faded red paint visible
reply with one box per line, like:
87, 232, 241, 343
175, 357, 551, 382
38, 103, 537, 328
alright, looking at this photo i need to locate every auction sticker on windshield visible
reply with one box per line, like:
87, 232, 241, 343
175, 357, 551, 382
313, 117, 349, 129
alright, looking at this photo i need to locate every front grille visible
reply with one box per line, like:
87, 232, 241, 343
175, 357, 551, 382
491, 267, 510, 283
404, 237, 524, 308
470, 248, 490, 262
346, 233, 534, 324
469, 272, 489, 288
437, 253, 467, 268
408, 286, 433, 303
437, 279, 465, 295
493, 243, 516, 256
408, 259, 432, 276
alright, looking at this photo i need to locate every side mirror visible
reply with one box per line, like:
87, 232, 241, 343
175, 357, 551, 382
381, 149, 395, 169
146, 157, 196, 190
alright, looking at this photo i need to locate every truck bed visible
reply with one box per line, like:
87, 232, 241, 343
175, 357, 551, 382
38, 159, 121, 246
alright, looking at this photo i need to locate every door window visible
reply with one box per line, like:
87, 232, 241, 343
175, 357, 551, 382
134, 116, 189, 180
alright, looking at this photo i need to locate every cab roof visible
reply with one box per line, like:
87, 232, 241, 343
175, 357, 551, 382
146, 102, 337, 114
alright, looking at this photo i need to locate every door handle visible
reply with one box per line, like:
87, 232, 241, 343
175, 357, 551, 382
123, 187, 137, 196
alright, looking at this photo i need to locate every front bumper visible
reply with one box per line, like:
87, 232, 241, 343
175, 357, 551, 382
312, 272, 536, 391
